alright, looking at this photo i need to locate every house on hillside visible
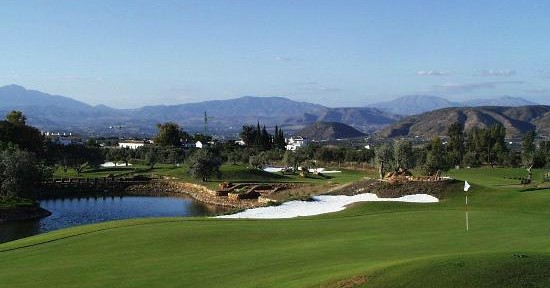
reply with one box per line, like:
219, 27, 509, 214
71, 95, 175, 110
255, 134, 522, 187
118, 140, 148, 149
45, 132, 83, 146
286, 136, 308, 151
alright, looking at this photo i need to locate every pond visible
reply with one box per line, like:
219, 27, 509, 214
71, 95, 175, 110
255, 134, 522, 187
0, 195, 227, 244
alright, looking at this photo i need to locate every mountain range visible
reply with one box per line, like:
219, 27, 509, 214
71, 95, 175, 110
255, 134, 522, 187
0, 85, 398, 136
1, 85, 546, 138
378, 105, 550, 139
367, 95, 538, 115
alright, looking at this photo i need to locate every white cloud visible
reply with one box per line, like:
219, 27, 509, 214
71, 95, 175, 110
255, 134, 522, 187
416, 70, 450, 76
294, 81, 342, 93
434, 81, 523, 94
479, 69, 515, 77
275, 56, 293, 62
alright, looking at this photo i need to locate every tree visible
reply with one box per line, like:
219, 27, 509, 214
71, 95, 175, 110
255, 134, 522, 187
260, 125, 271, 149
188, 148, 222, 182
49, 144, 104, 175
248, 154, 266, 169
254, 122, 262, 147
6, 110, 26, 125
423, 137, 450, 175
532, 141, 549, 168
146, 146, 160, 169
315, 146, 335, 163
0, 112, 44, 155
522, 130, 537, 167
119, 148, 131, 166
465, 124, 508, 166
0, 146, 47, 198
375, 143, 395, 174
447, 122, 465, 166
226, 150, 240, 165
489, 124, 507, 166
394, 140, 414, 169
535, 141, 550, 168
167, 148, 185, 167
283, 150, 308, 171
154, 122, 186, 147
239, 125, 256, 146
273, 126, 286, 150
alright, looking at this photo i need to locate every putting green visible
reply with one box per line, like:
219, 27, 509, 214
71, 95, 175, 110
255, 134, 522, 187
1, 168, 549, 287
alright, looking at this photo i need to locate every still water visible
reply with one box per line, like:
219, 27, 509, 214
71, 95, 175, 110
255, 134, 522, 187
0, 195, 226, 244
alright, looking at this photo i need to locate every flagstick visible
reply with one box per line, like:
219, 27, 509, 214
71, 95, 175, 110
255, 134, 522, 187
465, 194, 469, 231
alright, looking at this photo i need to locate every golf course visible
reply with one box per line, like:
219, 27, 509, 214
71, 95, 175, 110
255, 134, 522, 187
1, 167, 549, 287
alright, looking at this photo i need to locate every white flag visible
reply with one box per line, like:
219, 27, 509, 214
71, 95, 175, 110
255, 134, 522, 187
464, 181, 471, 192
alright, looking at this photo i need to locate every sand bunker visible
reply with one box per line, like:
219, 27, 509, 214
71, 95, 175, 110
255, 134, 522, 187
217, 193, 438, 219
101, 162, 133, 167
262, 167, 342, 174
263, 167, 284, 173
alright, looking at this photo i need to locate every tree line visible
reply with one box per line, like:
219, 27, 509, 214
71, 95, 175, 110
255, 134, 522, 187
373, 122, 550, 178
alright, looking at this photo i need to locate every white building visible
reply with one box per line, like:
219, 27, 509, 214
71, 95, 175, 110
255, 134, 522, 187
195, 141, 204, 149
118, 140, 146, 149
286, 136, 308, 151
45, 132, 83, 146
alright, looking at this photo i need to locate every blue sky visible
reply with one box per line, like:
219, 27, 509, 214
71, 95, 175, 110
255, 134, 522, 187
1, 0, 549, 108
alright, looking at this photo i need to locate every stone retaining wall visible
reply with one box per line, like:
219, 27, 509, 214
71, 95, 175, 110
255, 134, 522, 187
124, 180, 260, 209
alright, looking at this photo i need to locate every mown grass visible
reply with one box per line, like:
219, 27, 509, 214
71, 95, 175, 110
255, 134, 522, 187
54, 163, 366, 190
1, 167, 549, 287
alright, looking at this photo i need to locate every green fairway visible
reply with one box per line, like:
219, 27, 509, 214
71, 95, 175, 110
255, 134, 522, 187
2, 168, 550, 287
54, 163, 367, 190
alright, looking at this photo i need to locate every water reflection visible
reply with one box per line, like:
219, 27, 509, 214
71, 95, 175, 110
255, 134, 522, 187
0, 195, 227, 244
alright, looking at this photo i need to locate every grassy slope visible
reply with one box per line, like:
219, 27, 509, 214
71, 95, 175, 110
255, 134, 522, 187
1, 168, 549, 287
54, 163, 367, 190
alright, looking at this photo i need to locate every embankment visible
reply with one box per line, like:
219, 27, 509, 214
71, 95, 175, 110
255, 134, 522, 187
0, 204, 52, 223
124, 180, 260, 209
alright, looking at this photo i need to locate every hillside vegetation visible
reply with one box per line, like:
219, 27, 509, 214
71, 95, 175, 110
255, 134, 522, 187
294, 121, 365, 141
379, 105, 550, 138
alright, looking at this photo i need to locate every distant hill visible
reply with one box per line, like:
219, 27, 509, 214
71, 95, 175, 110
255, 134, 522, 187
367, 95, 455, 115
136, 96, 327, 131
0, 84, 93, 110
368, 95, 539, 115
378, 105, 550, 138
294, 122, 365, 141
284, 107, 400, 133
0, 85, 399, 136
461, 96, 538, 107
0, 85, 132, 135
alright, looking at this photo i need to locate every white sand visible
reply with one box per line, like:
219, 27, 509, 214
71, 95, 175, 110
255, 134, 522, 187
263, 167, 284, 173
262, 167, 341, 174
217, 193, 438, 219
101, 162, 133, 167
313, 170, 341, 174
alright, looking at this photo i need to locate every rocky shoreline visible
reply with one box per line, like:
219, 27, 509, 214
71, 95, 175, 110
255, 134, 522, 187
0, 204, 52, 223
124, 180, 261, 209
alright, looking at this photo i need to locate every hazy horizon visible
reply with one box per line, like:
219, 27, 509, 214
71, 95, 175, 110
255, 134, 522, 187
2, 1, 550, 108
1, 83, 545, 110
